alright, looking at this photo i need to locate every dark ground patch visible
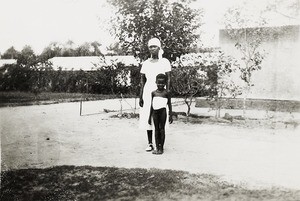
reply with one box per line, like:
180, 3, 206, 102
0, 92, 123, 107
1, 166, 300, 201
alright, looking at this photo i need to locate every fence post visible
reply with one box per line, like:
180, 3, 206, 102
80, 98, 82, 116
120, 93, 123, 115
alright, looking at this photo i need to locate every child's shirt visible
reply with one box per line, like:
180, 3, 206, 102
152, 97, 168, 110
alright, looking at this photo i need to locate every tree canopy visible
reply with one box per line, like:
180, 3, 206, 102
1, 46, 19, 59
108, 0, 203, 61
39, 41, 103, 59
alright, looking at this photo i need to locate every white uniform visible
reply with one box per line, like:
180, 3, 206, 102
139, 58, 171, 130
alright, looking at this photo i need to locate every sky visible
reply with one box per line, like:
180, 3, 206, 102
0, 0, 114, 54
0, 0, 297, 55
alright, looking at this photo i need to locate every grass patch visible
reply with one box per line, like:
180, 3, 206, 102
195, 97, 300, 113
173, 112, 299, 130
0, 91, 134, 107
1, 166, 299, 201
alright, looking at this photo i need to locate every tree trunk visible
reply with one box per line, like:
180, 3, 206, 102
184, 96, 190, 116
111, 77, 115, 94
80, 99, 83, 116
120, 94, 123, 115
243, 96, 246, 118
243, 85, 250, 118
134, 97, 137, 114
187, 105, 191, 117
215, 97, 221, 118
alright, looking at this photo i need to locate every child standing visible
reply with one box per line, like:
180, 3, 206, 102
148, 74, 173, 155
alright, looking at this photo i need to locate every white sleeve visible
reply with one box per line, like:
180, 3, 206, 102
163, 58, 171, 72
140, 60, 147, 74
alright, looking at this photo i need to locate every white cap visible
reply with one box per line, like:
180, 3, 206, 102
148, 38, 161, 48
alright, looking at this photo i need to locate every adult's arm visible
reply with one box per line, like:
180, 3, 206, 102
148, 92, 154, 125
139, 73, 146, 107
165, 71, 171, 92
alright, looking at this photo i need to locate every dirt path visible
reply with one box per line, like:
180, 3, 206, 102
1, 99, 300, 190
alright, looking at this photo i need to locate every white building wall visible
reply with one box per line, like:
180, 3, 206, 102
219, 25, 300, 101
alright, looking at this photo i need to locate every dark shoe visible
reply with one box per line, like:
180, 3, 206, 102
152, 149, 163, 155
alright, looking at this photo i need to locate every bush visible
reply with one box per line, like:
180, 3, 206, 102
0, 60, 141, 96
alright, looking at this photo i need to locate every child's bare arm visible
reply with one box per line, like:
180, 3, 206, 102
167, 92, 173, 124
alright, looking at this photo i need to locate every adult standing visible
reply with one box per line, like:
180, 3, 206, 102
139, 38, 171, 151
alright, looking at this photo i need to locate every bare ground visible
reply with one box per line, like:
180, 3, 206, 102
1, 98, 300, 200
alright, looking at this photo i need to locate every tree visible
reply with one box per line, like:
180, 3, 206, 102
2, 46, 19, 59
171, 52, 241, 117
46, 41, 103, 57
75, 42, 93, 56
208, 52, 242, 118
17, 45, 37, 66
40, 42, 63, 59
61, 40, 76, 57
171, 56, 207, 116
42, 42, 62, 58
90, 41, 103, 56
108, 0, 202, 61
264, 0, 299, 20
224, 4, 266, 117
92, 57, 131, 94
106, 42, 125, 56
15, 45, 54, 93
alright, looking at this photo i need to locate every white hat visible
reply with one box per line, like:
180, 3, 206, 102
148, 38, 161, 48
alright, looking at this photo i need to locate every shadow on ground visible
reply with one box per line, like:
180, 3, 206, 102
1, 166, 300, 201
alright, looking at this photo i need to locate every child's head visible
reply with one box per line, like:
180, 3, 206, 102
156, 74, 166, 90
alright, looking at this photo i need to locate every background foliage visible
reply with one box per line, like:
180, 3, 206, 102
171, 52, 241, 116
108, 0, 202, 61
0, 52, 140, 95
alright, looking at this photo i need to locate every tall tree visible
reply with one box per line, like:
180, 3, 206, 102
61, 40, 76, 57
17, 45, 37, 66
40, 42, 62, 59
90, 41, 103, 56
108, 0, 202, 61
106, 42, 125, 56
2, 46, 19, 59
75, 42, 93, 56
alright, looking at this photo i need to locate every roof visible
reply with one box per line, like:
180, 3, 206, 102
219, 24, 300, 41
49, 56, 139, 71
0, 59, 16, 67
220, 24, 300, 33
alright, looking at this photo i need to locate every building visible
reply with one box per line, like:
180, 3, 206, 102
48, 55, 139, 71
0, 59, 16, 67
0, 59, 17, 75
219, 25, 300, 101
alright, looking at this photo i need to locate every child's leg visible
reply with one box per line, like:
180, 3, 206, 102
158, 108, 167, 150
152, 110, 161, 150
153, 108, 167, 153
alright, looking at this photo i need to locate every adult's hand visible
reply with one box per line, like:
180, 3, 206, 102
139, 98, 144, 107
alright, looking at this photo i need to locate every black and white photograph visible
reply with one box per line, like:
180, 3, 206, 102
0, 0, 300, 200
